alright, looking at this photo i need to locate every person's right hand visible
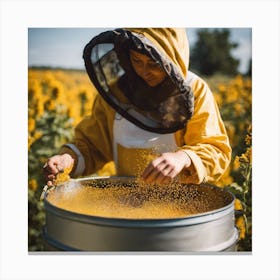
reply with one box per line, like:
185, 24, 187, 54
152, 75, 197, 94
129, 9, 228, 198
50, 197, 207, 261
43, 154, 74, 186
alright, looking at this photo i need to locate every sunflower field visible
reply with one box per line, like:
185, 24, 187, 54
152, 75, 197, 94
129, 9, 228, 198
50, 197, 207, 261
28, 68, 252, 251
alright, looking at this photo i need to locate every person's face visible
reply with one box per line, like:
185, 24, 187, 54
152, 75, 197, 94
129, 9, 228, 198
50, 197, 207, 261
129, 49, 167, 87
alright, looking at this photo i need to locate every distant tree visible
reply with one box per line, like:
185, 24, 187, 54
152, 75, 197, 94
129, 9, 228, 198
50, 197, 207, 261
190, 29, 240, 76
245, 58, 252, 77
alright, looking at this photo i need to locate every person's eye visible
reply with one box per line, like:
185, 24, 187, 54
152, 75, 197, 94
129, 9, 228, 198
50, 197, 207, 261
148, 61, 160, 68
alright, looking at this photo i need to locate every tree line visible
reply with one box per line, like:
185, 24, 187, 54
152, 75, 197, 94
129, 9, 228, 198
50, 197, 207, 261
189, 28, 251, 76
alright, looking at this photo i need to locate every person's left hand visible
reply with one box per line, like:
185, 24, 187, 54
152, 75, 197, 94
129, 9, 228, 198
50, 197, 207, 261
142, 150, 191, 185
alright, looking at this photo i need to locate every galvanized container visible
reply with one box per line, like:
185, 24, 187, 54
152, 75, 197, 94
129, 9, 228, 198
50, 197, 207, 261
43, 176, 239, 252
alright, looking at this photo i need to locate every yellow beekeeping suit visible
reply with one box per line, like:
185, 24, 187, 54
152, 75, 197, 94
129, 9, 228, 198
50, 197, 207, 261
59, 28, 231, 184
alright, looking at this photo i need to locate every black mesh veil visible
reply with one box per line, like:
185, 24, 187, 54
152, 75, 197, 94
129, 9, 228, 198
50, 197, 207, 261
83, 29, 194, 134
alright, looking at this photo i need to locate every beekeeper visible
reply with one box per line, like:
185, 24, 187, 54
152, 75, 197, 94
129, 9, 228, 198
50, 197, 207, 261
43, 28, 231, 186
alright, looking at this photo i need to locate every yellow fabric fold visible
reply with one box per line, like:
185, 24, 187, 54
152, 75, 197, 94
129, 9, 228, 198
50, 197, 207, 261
175, 77, 232, 183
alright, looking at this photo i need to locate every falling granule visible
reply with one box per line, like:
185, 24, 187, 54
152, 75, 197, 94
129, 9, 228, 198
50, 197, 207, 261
46, 180, 232, 219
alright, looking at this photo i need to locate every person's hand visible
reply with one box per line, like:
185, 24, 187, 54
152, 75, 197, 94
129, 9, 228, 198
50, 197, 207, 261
142, 150, 191, 185
43, 154, 74, 186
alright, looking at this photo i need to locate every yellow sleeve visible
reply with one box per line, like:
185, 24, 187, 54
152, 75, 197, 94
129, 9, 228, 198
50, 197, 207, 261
59, 95, 116, 177
176, 77, 232, 184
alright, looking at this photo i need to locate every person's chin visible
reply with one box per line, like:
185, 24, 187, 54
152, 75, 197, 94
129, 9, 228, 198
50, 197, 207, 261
146, 79, 158, 87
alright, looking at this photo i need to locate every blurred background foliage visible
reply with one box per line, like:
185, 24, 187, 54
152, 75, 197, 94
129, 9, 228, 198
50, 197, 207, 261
190, 29, 241, 76
28, 28, 252, 251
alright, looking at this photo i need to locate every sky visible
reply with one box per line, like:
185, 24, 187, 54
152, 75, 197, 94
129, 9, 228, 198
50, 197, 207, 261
28, 28, 252, 74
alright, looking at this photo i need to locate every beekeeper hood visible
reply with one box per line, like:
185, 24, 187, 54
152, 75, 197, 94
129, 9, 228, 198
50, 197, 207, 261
83, 28, 194, 134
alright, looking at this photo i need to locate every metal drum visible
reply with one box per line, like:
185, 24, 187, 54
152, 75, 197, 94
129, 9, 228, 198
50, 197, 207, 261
43, 176, 239, 252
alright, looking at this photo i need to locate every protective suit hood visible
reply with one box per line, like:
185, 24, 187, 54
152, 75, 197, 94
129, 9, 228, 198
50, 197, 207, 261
83, 28, 194, 134
125, 28, 189, 78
